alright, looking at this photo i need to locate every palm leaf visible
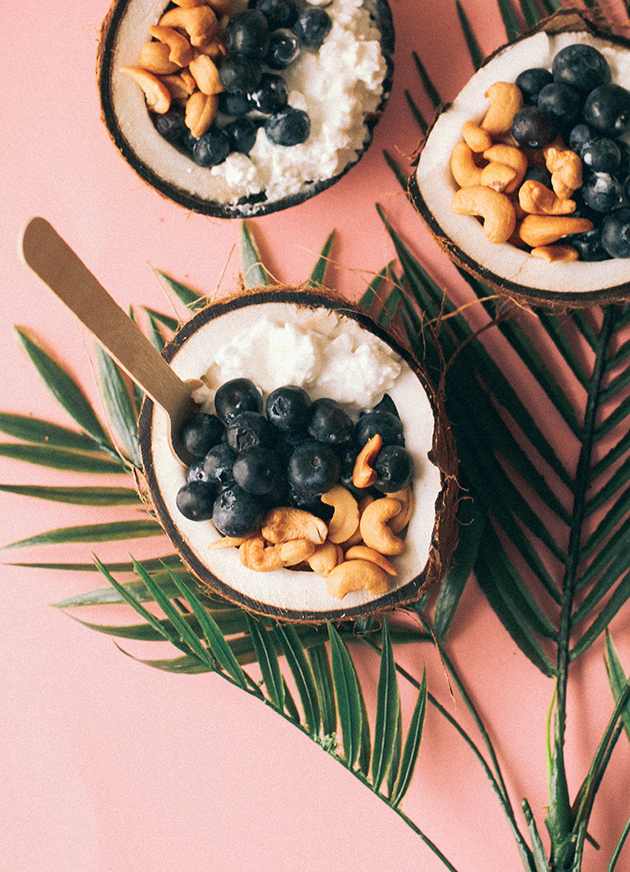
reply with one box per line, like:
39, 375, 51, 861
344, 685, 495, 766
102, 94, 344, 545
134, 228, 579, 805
274, 622, 322, 737
328, 622, 363, 769
154, 269, 208, 310
0, 484, 140, 506
390, 667, 427, 807
95, 345, 141, 466
0, 413, 104, 451
3, 518, 164, 549
246, 614, 285, 711
307, 229, 336, 288
0, 443, 124, 474
605, 631, 630, 741
371, 618, 400, 792
240, 220, 270, 288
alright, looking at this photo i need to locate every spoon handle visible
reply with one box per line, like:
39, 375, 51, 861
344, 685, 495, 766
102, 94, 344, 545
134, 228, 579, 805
20, 217, 191, 418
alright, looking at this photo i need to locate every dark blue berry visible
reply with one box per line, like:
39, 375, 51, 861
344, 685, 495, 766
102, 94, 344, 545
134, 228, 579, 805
583, 84, 630, 138
601, 208, 630, 258
581, 172, 624, 213
355, 410, 404, 449
286, 487, 334, 522
337, 442, 373, 500
225, 116, 260, 154
214, 378, 263, 423
180, 413, 225, 457
537, 82, 582, 126
511, 106, 558, 149
288, 441, 340, 495
568, 122, 595, 155
581, 137, 621, 174
232, 446, 281, 495
187, 457, 210, 483
565, 227, 612, 262
373, 445, 414, 493
191, 127, 231, 167
212, 484, 267, 537
307, 397, 354, 445
552, 43, 611, 93
176, 480, 219, 521
370, 394, 400, 419
265, 28, 301, 69
227, 411, 274, 452
249, 73, 289, 114
153, 104, 189, 148
225, 9, 270, 59
515, 68, 553, 105
219, 56, 263, 95
523, 165, 552, 188
218, 91, 253, 116
293, 7, 332, 47
265, 107, 310, 145
203, 443, 237, 487
250, 0, 299, 31
266, 385, 312, 431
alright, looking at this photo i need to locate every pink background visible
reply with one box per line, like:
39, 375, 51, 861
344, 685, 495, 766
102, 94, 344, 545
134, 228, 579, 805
1, 1, 630, 871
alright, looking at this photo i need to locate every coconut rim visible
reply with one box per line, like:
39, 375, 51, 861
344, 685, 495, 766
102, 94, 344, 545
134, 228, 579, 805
96, 0, 395, 219
137, 286, 458, 624
408, 8, 630, 309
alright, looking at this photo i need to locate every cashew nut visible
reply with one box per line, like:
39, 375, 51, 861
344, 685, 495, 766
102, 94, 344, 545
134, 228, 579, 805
277, 539, 316, 566
353, 433, 382, 489
544, 145, 583, 199
451, 186, 516, 245
185, 90, 219, 138
320, 485, 360, 544
480, 82, 524, 138
518, 215, 593, 248
121, 67, 171, 114
239, 535, 284, 572
207, 534, 248, 550
359, 498, 405, 556
195, 38, 227, 62
137, 42, 180, 76
450, 142, 483, 188
461, 120, 493, 153
345, 545, 398, 576
159, 5, 218, 47
530, 244, 579, 263
518, 180, 576, 216
482, 144, 528, 194
326, 559, 391, 599
149, 24, 194, 68
386, 486, 414, 534
188, 52, 223, 95
161, 72, 197, 102
479, 161, 517, 193
306, 540, 344, 576
261, 507, 328, 546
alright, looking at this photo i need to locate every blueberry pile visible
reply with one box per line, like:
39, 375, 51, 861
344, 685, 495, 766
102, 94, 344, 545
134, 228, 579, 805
153, 0, 333, 168
511, 43, 630, 260
175, 378, 414, 540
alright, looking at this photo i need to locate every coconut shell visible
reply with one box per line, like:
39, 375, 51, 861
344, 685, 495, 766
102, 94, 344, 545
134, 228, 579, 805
137, 286, 458, 623
409, 9, 630, 309
97, 0, 394, 218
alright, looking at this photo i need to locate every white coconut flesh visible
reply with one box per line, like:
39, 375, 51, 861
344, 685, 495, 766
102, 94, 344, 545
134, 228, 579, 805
106, 0, 388, 209
415, 31, 630, 296
144, 301, 442, 616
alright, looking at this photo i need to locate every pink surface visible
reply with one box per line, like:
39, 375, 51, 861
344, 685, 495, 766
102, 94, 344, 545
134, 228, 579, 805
2, 2, 630, 871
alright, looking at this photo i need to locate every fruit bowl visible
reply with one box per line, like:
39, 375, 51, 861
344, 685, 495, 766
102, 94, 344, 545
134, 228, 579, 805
97, 0, 394, 217
138, 288, 457, 623
409, 10, 630, 307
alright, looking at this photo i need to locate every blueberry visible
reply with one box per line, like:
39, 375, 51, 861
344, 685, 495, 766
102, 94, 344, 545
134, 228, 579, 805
232, 446, 281, 495
212, 484, 267, 537
218, 91, 253, 116
250, 0, 299, 31
581, 172, 624, 213
355, 410, 404, 449
552, 43, 611, 93
214, 378, 263, 423
225, 116, 260, 154
601, 208, 630, 258
617, 140, 630, 180
537, 82, 582, 126
187, 457, 210, 483
273, 427, 309, 463
293, 7, 332, 47
511, 105, 558, 149
568, 122, 595, 155
180, 412, 225, 457
566, 227, 612, 262
581, 137, 621, 174
288, 441, 340, 495
515, 68, 553, 105
219, 56, 263, 95
307, 397, 354, 445
225, 9, 270, 59
583, 84, 630, 138
266, 385, 312, 431
227, 411, 274, 452
153, 104, 189, 148
249, 73, 289, 114
176, 480, 219, 521
286, 487, 334, 522
265, 28, 301, 69
203, 443, 237, 487
370, 394, 400, 419
265, 107, 310, 146
523, 165, 552, 188
191, 127, 231, 167
373, 445, 414, 493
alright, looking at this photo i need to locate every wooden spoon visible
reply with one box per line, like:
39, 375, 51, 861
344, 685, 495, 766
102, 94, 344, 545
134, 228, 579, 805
20, 217, 200, 465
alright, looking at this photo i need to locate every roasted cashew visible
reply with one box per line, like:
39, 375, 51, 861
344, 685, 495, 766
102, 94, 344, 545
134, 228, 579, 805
480, 82, 524, 138
137, 41, 180, 75
188, 52, 223, 95
451, 186, 516, 244
149, 24, 194, 67
207, 534, 248, 550
195, 38, 227, 62
518, 180, 576, 216
261, 507, 328, 546
159, 5, 218, 47
479, 161, 517, 193
239, 535, 284, 572
544, 145, 582, 200
530, 244, 579, 263
344, 545, 398, 576
482, 144, 528, 194
320, 485, 360, 544
359, 498, 405, 556
352, 433, 382, 489
185, 90, 219, 138
386, 486, 414, 534
518, 215, 593, 248
161, 72, 197, 102
326, 559, 391, 599
461, 120, 493, 153
121, 67, 171, 113
277, 539, 316, 566
450, 142, 483, 188
306, 541, 344, 576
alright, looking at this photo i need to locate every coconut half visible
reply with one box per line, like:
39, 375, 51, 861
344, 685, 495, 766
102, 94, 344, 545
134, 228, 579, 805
97, 0, 394, 218
410, 10, 630, 307
137, 289, 457, 623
